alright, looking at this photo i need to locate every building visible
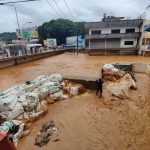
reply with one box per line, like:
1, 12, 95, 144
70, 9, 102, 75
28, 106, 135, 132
85, 15, 150, 55
139, 20, 150, 55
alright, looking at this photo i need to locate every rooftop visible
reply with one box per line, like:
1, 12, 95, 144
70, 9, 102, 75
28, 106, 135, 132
85, 19, 143, 29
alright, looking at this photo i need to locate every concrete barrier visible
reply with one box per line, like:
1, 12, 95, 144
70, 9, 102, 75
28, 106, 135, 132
63, 75, 97, 90
132, 63, 149, 73
0, 50, 72, 69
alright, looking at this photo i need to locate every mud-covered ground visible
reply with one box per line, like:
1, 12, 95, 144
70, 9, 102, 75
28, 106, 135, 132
0, 53, 150, 150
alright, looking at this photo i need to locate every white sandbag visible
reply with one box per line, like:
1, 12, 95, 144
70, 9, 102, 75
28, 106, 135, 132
23, 82, 39, 92
50, 91, 64, 100
19, 92, 39, 112
70, 87, 79, 95
49, 74, 62, 83
103, 64, 114, 71
33, 87, 49, 101
0, 102, 24, 119
43, 82, 60, 94
0, 94, 18, 112
103, 64, 120, 72
33, 75, 50, 86
4, 85, 25, 97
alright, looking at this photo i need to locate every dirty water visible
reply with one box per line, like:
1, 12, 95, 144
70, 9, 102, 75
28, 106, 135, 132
0, 53, 150, 91
0, 53, 150, 150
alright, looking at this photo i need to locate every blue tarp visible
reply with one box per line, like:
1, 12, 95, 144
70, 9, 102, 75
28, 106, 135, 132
147, 45, 150, 50
144, 25, 150, 32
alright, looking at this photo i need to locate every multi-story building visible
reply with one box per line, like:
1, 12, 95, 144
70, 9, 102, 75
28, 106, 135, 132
85, 15, 150, 55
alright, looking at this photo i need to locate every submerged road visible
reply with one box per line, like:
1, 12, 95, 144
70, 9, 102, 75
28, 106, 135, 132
0, 53, 150, 91
0, 53, 150, 150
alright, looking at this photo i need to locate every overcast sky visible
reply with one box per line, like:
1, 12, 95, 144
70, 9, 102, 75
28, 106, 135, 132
0, 0, 150, 33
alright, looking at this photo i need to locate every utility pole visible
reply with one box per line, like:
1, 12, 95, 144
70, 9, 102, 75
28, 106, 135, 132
77, 35, 79, 55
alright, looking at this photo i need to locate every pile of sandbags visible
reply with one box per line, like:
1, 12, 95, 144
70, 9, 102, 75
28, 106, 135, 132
0, 74, 85, 120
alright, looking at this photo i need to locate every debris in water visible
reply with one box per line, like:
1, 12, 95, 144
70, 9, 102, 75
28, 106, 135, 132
34, 120, 58, 147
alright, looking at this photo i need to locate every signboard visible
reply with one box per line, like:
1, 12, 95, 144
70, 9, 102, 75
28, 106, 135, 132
43, 40, 48, 46
66, 36, 85, 48
22, 27, 39, 40
47, 39, 57, 47
16, 29, 21, 38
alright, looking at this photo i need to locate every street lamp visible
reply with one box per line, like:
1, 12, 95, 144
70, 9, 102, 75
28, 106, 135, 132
22, 21, 32, 29
0, 3, 21, 38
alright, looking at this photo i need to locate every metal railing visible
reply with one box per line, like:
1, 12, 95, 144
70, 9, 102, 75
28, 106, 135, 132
85, 32, 141, 40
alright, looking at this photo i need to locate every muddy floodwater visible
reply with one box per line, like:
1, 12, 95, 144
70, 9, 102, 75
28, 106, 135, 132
0, 53, 150, 91
0, 53, 150, 150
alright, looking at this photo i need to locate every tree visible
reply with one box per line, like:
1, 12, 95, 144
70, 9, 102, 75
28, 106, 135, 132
38, 19, 85, 45
0, 32, 17, 42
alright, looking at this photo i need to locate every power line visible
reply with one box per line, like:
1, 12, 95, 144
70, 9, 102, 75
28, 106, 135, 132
63, 0, 74, 19
52, 0, 66, 18
0, 0, 40, 5
46, 0, 62, 18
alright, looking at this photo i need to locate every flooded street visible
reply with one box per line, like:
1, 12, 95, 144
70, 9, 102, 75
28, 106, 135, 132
0, 53, 150, 150
0, 53, 150, 91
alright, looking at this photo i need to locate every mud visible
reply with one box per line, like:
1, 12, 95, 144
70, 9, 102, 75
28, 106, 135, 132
0, 53, 150, 150
18, 90, 150, 150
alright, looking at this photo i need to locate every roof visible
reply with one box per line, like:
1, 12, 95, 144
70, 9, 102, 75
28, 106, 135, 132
85, 19, 143, 29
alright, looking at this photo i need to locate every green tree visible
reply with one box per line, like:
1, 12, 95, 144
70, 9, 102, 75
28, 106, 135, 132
38, 19, 85, 45
0, 32, 17, 42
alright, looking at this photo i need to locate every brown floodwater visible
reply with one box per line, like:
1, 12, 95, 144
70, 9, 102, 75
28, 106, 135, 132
0, 53, 150, 150
0, 53, 150, 91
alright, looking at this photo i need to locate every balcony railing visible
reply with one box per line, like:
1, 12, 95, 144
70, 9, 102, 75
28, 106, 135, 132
85, 32, 141, 40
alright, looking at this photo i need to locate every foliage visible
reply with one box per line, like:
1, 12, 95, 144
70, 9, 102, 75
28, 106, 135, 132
0, 32, 17, 42
38, 19, 85, 45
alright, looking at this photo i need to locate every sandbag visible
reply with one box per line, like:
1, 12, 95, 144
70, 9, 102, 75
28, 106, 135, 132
4, 85, 25, 97
23, 82, 40, 92
19, 92, 39, 112
33, 75, 50, 86
43, 82, 60, 94
0, 102, 24, 119
50, 91, 64, 100
70, 87, 79, 95
0, 94, 18, 112
33, 87, 49, 101
49, 74, 62, 83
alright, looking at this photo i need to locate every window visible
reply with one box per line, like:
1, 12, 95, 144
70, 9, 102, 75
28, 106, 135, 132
142, 38, 150, 45
111, 29, 120, 34
126, 28, 135, 33
91, 30, 101, 35
124, 41, 134, 45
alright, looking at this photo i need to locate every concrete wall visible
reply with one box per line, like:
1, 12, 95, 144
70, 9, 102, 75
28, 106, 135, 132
0, 50, 72, 69
132, 63, 150, 73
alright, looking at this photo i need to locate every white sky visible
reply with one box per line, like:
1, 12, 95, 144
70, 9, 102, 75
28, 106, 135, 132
0, 0, 150, 33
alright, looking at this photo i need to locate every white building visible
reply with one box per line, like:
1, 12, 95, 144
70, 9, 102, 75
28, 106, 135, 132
85, 16, 150, 55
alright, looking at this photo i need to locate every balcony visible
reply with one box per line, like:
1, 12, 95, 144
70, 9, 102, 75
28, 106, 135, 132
85, 32, 141, 40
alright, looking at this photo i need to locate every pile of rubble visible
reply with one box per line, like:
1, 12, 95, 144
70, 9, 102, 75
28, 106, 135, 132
102, 64, 137, 100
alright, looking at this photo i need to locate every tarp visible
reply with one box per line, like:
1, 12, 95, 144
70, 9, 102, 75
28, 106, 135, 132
147, 45, 150, 50
144, 24, 150, 32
